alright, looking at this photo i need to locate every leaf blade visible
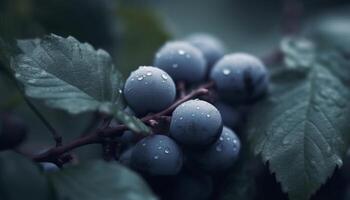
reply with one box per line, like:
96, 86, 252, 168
249, 42, 350, 200
50, 160, 157, 200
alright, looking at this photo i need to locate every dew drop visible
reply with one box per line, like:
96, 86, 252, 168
219, 137, 224, 141
226, 137, 231, 141
154, 155, 159, 160
118, 89, 122, 94
40, 71, 48, 76
216, 144, 223, 152
233, 139, 238, 144
186, 54, 191, 58
191, 114, 195, 117
28, 79, 36, 84
172, 64, 178, 68
146, 72, 152, 76
222, 69, 231, 75
157, 146, 162, 150
164, 148, 170, 154
178, 50, 185, 55
179, 117, 183, 120
206, 114, 211, 118
142, 143, 147, 147
15, 73, 21, 78
138, 76, 144, 81
196, 106, 200, 110
161, 74, 168, 80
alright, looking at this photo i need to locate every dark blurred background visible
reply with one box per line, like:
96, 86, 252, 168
1, 0, 350, 199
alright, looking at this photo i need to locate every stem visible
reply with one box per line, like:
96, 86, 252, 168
282, 0, 303, 35
31, 82, 214, 163
23, 97, 62, 146
177, 81, 186, 98
0, 62, 63, 147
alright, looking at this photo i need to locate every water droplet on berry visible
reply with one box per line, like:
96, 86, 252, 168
216, 144, 223, 152
222, 69, 231, 75
178, 50, 185, 55
164, 148, 170, 154
161, 74, 168, 80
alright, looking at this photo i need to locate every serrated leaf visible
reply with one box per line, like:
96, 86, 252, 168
50, 160, 158, 200
249, 53, 350, 200
0, 151, 51, 200
12, 34, 124, 114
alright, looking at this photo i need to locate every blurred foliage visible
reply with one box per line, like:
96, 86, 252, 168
116, 5, 170, 75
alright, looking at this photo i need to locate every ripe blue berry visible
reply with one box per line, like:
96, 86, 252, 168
190, 126, 241, 172
170, 100, 222, 147
119, 147, 134, 167
131, 135, 183, 175
210, 53, 269, 103
123, 66, 176, 116
154, 41, 206, 83
215, 102, 242, 129
186, 33, 225, 68
40, 162, 60, 173
0, 114, 27, 151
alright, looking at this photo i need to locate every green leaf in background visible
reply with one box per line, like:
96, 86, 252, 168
307, 6, 350, 54
248, 39, 350, 200
0, 151, 51, 200
12, 34, 124, 114
117, 6, 171, 76
50, 160, 158, 200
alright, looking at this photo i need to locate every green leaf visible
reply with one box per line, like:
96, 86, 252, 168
12, 34, 124, 114
308, 8, 350, 53
248, 47, 350, 199
0, 151, 51, 200
50, 160, 158, 200
114, 108, 151, 134
117, 6, 171, 75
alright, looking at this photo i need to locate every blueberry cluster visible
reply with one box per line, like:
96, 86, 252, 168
121, 33, 269, 199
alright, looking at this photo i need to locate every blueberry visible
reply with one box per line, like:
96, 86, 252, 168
119, 147, 134, 167
190, 126, 241, 172
123, 66, 176, 116
215, 102, 242, 129
154, 41, 206, 83
186, 33, 225, 68
131, 135, 183, 175
0, 114, 27, 151
164, 172, 213, 200
170, 100, 222, 147
210, 53, 269, 103
39, 162, 60, 173
120, 130, 137, 144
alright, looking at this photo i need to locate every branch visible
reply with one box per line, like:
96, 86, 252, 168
31, 82, 214, 163
23, 97, 62, 147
